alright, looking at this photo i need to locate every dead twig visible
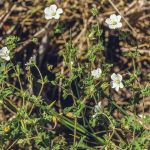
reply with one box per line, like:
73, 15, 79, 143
107, 0, 137, 36
0, 4, 17, 29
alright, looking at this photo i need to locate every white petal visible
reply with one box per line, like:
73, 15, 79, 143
94, 105, 99, 112
1, 47, 9, 53
91, 71, 95, 76
117, 22, 122, 28
0, 52, 3, 56
105, 18, 111, 25
109, 24, 117, 29
110, 81, 117, 88
97, 68, 102, 74
94, 75, 99, 79
57, 8, 63, 14
91, 68, 102, 79
111, 73, 117, 80
115, 86, 120, 92
119, 82, 124, 88
1, 55, 10, 61
5, 56, 10, 61
45, 14, 52, 20
92, 114, 97, 118
110, 14, 117, 21
50, 4, 57, 12
2, 47, 8, 51
117, 74, 122, 81
98, 101, 102, 108
53, 14, 60, 19
44, 7, 51, 14
91, 70, 96, 76
117, 15, 121, 22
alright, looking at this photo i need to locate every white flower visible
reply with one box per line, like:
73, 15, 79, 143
92, 101, 102, 118
44, 4, 63, 20
138, 114, 146, 119
110, 73, 124, 92
25, 55, 36, 66
105, 14, 122, 29
0, 46, 10, 61
91, 68, 102, 79
71, 61, 74, 65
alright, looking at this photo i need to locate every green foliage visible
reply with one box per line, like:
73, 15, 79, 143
61, 41, 78, 65
87, 24, 103, 62
124, 51, 140, 58
0, 13, 149, 150
4, 35, 20, 50
141, 84, 150, 97
88, 24, 103, 40
91, 7, 98, 16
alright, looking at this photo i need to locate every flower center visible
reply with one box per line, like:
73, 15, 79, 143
51, 11, 56, 16
115, 79, 120, 84
111, 21, 117, 25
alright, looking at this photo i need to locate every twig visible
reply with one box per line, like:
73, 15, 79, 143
6, 139, 18, 150
15, 21, 51, 53
58, 61, 64, 113
107, 0, 137, 36
0, 4, 17, 29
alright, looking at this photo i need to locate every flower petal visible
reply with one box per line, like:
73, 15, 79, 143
97, 68, 102, 74
115, 86, 120, 92
117, 22, 122, 28
110, 14, 117, 21
117, 74, 122, 80
50, 4, 57, 12
110, 81, 117, 88
45, 14, 53, 20
109, 24, 118, 29
5, 56, 10, 61
105, 18, 111, 24
92, 114, 97, 118
53, 14, 60, 19
0, 47, 10, 61
1, 55, 10, 61
57, 8, 63, 14
2, 47, 9, 53
117, 15, 121, 22
98, 101, 102, 108
94, 105, 99, 112
44, 7, 51, 14
111, 73, 117, 80
119, 82, 124, 88
91, 70, 95, 76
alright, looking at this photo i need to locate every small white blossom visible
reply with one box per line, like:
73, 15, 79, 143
138, 114, 146, 119
110, 73, 124, 92
71, 61, 73, 65
91, 68, 102, 79
138, 114, 146, 126
92, 101, 102, 118
25, 55, 36, 66
105, 14, 122, 29
0, 46, 10, 61
44, 4, 63, 20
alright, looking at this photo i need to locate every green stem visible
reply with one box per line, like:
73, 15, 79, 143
103, 93, 129, 116
29, 64, 44, 115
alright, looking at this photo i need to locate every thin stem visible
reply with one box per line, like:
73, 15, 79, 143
73, 117, 77, 146
10, 61, 25, 107
4, 80, 20, 91
132, 58, 136, 75
3, 104, 16, 115
35, 64, 44, 96
29, 64, 44, 115
6, 139, 18, 150
107, 0, 137, 36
